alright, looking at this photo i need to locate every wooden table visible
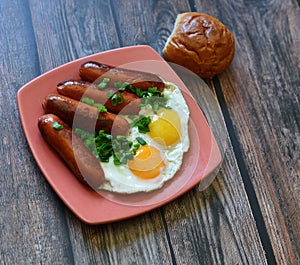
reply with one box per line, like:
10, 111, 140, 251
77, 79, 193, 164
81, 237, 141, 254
0, 0, 299, 264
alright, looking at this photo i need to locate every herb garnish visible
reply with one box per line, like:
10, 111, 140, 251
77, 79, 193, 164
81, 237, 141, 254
75, 128, 145, 166
111, 93, 124, 106
98, 77, 110, 90
130, 115, 151, 133
106, 90, 114, 99
136, 136, 147, 145
106, 90, 125, 106
81, 97, 107, 112
111, 135, 133, 165
139, 96, 168, 114
114, 81, 130, 91
128, 86, 169, 113
52, 121, 63, 130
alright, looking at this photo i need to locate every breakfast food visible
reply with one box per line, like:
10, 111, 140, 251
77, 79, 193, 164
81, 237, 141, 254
42, 94, 130, 135
163, 12, 235, 78
57, 80, 142, 115
38, 114, 105, 188
98, 81, 189, 193
38, 62, 190, 194
79, 61, 166, 91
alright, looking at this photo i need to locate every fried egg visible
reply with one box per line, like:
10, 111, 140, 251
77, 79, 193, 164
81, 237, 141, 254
98, 81, 190, 193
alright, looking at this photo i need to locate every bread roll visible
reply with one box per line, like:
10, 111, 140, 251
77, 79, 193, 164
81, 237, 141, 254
163, 12, 235, 78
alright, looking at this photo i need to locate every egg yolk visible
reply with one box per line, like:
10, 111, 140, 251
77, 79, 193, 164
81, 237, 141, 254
148, 109, 181, 146
128, 145, 165, 179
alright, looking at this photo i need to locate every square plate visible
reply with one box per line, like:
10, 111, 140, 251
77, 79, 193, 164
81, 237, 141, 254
17, 45, 222, 224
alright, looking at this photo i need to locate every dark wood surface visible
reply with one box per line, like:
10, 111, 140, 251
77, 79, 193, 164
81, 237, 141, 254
0, 0, 299, 264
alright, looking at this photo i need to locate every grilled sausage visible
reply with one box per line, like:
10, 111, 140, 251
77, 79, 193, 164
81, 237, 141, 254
79, 61, 165, 92
38, 114, 104, 188
57, 80, 142, 115
42, 94, 129, 136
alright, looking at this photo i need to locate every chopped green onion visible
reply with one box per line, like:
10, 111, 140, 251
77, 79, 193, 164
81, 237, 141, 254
116, 94, 124, 104
95, 104, 107, 112
114, 81, 130, 91
136, 137, 147, 145
130, 116, 151, 133
98, 82, 107, 90
75, 126, 150, 166
114, 81, 123, 88
52, 121, 63, 130
116, 135, 126, 140
153, 103, 159, 114
127, 85, 169, 113
82, 97, 107, 112
98, 77, 110, 90
139, 96, 168, 114
110, 93, 124, 106
131, 143, 140, 155
111, 94, 117, 106
94, 130, 113, 162
106, 90, 114, 99
81, 97, 94, 105
148, 87, 157, 93
112, 134, 134, 165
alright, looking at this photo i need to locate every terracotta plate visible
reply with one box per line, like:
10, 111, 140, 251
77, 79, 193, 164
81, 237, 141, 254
17, 45, 222, 224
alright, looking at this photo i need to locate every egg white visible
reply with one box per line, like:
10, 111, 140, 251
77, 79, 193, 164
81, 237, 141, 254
98, 82, 190, 194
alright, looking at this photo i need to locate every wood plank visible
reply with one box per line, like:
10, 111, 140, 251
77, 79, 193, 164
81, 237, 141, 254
29, 0, 121, 72
65, 210, 173, 264
165, 69, 267, 264
29, 0, 173, 264
110, 0, 190, 53
192, 0, 300, 263
111, 0, 268, 264
0, 1, 73, 264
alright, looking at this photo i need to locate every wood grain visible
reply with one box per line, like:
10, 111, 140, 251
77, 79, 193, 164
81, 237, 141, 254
0, 1, 73, 264
110, 0, 190, 53
192, 0, 300, 263
0, 0, 299, 264
29, 0, 120, 72
65, 210, 173, 265
27, 0, 267, 263
111, 0, 267, 264
28, 0, 173, 264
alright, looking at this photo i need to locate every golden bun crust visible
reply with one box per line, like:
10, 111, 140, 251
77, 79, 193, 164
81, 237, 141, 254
163, 12, 235, 78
